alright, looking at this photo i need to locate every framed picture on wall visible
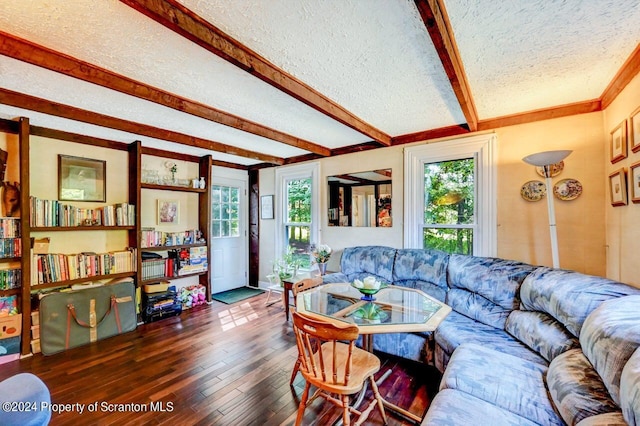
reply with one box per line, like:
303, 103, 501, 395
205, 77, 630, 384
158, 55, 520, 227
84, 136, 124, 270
630, 162, 640, 203
609, 168, 628, 207
630, 106, 640, 153
157, 199, 180, 224
610, 120, 627, 164
58, 155, 106, 202
260, 195, 274, 220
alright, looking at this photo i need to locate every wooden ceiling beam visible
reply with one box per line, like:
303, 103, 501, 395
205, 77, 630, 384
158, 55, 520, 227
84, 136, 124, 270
0, 88, 284, 165
601, 44, 640, 109
0, 31, 328, 157
120, 0, 392, 146
478, 100, 601, 131
415, 0, 479, 132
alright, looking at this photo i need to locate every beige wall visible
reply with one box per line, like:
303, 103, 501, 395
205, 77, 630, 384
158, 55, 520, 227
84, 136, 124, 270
259, 113, 610, 283
603, 72, 640, 286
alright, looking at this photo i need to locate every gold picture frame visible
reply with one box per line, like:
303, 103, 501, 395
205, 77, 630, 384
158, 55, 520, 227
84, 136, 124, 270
609, 168, 628, 207
58, 155, 106, 202
630, 106, 640, 153
630, 161, 640, 204
610, 120, 627, 164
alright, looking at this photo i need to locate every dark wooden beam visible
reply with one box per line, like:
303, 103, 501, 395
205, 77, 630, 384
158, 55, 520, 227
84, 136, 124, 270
30, 126, 129, 151
120, 0, 392, 146
392, 124, 469, 145
477, 100, 601, 130
0, 118, 19, 134
415, 0, 479, 132
601, 44, 640, 109
0, 31, 330, 157
0, 88, 284, 165
140, 146, 248, 170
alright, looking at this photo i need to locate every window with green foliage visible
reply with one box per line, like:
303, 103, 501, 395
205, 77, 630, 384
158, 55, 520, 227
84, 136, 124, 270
285, 178, 312, 267
211, 185, 239, 238
423, 158, 475, 255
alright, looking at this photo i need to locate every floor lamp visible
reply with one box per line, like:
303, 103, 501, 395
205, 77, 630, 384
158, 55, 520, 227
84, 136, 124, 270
522, 150, 572, 268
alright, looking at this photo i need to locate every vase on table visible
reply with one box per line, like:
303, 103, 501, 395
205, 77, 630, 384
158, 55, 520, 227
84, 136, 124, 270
317, 262, 328, 276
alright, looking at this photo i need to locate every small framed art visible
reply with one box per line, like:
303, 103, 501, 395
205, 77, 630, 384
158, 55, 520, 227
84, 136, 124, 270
260, 195, 274, 220
157, 199, 180, 224
58, 155, 106, 202
609, 169, 628, 207
610, 120, 627, 164
630, 106, 640, 153
630, 161, 640, 203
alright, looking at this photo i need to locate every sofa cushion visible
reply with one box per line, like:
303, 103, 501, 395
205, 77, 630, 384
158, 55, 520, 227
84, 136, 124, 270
580, 295, 640, 406
423, 389, 541, 426
434, 311, 546, 367
621, 347, 640, 426
520, 268, 640, 338
548, 348, 619, 425
339, 245, 396, 284
576, 412, 627, 426
446, 255, 536, 328
440, 343, 564, 425
392, 248, 449, 302
0, 373, 52, 426
506, 310, 579, 362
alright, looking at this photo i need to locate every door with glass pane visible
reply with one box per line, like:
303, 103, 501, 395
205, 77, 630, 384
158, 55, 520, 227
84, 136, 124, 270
423, 158, 475, 254
211, 174, 248, 293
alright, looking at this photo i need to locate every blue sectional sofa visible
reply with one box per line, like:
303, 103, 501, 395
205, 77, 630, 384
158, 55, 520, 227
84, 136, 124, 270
324, 246, 640, 425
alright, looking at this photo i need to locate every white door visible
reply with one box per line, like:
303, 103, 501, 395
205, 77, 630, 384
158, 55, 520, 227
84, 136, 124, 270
211, 168, 248, 293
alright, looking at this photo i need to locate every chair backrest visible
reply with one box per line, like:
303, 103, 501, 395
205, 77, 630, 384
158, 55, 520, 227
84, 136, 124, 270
292, 311, 359, 386
292, 276, 323, 297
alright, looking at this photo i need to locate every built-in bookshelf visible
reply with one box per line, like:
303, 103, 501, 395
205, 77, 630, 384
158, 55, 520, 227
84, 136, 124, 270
29, 197, 135, 227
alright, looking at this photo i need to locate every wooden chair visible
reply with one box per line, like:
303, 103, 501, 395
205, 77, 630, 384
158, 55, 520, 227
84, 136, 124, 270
290, 276, 323, 385
292, 311, 387, 426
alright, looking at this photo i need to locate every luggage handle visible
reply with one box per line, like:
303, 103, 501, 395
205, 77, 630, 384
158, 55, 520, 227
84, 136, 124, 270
67, 295, 117, 329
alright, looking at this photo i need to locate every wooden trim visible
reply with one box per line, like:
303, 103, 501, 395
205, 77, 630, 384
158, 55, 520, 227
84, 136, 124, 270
18, 117, 31, 356
477, 100, 601, 130
141, 146, 202, 163
601, 44, 640, 109
330, 142, 383, 157
120, 0, 391, 146
198, 155, 212, 302
0, 117, 19, 134
392, 124, 469, 145
30, 126, 128, 150
248, 169, 259, 287
415, 0, 479, 132
0, 31, 329, 156
127, 141, 142, 283
0, 87, 284, 165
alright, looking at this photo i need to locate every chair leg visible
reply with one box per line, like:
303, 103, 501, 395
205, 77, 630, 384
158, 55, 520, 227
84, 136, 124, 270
264, 289, 272, 305
295, 382, 311, 426
369, 376, 387, 425
289, 358, 301, 385
342, 394, 351, 426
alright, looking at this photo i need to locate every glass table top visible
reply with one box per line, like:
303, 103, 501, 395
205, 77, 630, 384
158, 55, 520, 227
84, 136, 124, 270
296, 283, 451, 334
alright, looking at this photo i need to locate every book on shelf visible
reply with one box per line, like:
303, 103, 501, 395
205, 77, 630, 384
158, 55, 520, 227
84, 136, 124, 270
29, 197, 135, 227
140, 228, 203, 248
0, 238, 21, 258
30, 248, 137, 285
0, 268, 21, 290
0, 218, 20, 238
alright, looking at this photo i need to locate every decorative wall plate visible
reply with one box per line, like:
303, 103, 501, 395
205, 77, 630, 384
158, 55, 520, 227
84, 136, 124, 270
521, 180, 546, 202
553, 178, 582, 201
536, 161, 564, 178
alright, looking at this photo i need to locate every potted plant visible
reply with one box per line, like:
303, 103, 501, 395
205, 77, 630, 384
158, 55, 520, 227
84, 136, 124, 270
311, 244, 332, 275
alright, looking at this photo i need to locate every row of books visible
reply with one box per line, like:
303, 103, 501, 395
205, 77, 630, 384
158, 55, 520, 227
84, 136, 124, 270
29, 197, 135, 227
0, 218, 20, 238
140, 228, 203, 248
141, 246, 208, 281
0, 238, 21, 259
0, 269, 21, 290
30, 249, 137, 285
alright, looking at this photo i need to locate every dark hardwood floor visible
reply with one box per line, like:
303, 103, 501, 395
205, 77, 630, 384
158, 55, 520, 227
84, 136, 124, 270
0, 292, 441, 425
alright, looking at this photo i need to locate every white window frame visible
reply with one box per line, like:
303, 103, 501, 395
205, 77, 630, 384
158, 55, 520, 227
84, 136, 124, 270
274, 162, 320, 260
404, 133, 497, 256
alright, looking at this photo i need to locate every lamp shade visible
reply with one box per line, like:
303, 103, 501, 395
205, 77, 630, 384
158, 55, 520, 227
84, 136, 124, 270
522, 150, 572, 166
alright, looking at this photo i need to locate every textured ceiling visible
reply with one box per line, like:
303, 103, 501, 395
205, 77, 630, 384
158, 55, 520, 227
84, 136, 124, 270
0, 0, 639, 166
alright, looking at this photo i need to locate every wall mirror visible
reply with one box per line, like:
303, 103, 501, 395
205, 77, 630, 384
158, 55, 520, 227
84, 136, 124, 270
327, 169, 392, 227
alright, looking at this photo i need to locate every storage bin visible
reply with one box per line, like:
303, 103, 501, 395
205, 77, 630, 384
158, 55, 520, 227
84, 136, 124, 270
0, 314, 21, 339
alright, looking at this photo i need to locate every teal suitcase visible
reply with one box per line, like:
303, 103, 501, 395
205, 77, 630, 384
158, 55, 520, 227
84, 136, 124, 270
39, 280, 137, 355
